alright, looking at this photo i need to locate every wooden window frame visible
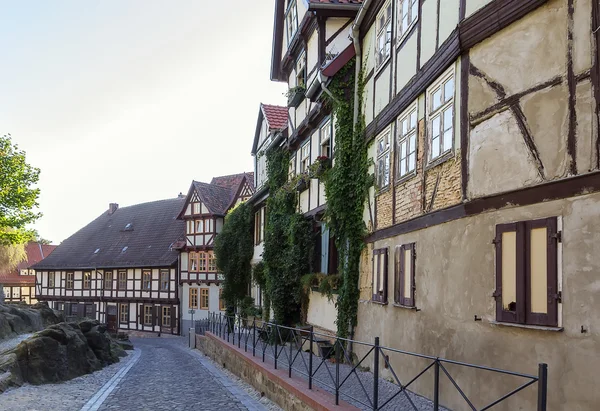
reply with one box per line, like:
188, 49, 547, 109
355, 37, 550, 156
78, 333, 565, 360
142, 270, 152, 291
104, 271, 113, 290
397, 105, 418, 179
192, 202, 201, 215
48, 272, 55, 288
160, 269, 169, 291
83, 271, 91, 290
320, 120, 332, 158
162, 306, 171, 327
119, 303, 128, 323
255, 209, 263, 245
199, 252, 207, 272
118, 270, 127, 290
189, 252, 199, 272
372, 248, 389, 303
195, 219, 203, 234
208, 252, 217, 272
375, 1, 392, 70
376, 128, 392, 189
296, 52, 306, 88
396, 0, 419, 43
189, 288, 198, 309
300, 141, 310, 174
200, 288, 209, 310
66, 272, 74, 289
143, 305, 153, 326
289, 155, 296, 180
394, 243, 416, 307
286, 0, 298, 46
427, 68, 455, 162
494, 217, 559, 327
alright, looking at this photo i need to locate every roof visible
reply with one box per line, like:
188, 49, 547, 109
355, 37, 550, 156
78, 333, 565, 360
262, 104, 288, 131
309, 0, 362, 4
31, 198, 186, 270
211, 172, 254, 192
0, 242, 57, 285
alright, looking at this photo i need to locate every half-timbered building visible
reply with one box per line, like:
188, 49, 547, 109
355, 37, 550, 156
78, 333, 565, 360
351, 0, 600, 409
178, 173, 254, 333
1, 242, 56, 304
32, 199, 184, 335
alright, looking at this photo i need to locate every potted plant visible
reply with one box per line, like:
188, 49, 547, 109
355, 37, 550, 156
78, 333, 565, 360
286, 85, 306, 108
315, 156, 331, 176
295, 174, 309, 192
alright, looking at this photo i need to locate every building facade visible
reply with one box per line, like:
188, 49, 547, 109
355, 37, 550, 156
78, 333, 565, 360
353, 0, 600, 410
178, 173, 254, 334
33, 199, 184, 335
1, 242, 56, 304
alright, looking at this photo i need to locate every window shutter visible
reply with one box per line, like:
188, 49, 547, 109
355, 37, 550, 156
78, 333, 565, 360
406, 243, 416, 307
495, 222, 521, 324
153, 306, 158, 327
394, 246, 402, 304
372, 250, 380, 302
372, 248, 388, 303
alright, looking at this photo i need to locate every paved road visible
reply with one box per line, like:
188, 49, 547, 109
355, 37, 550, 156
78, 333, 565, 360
97, 337, 265, 411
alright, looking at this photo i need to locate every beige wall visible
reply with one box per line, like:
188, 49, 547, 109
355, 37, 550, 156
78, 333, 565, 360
356, 192, 600, 411
306, 290, 337, 333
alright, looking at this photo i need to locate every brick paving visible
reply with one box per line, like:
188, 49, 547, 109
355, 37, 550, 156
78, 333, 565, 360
97, 337, 267, 411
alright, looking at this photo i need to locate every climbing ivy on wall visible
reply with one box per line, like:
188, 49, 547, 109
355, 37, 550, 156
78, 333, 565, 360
262, 147, 314, 326
214, 202, 254, 316
322, 59, 371, 340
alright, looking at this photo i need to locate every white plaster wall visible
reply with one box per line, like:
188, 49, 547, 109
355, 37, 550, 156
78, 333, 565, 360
438, 0, 460, 45
419, 0, 438, 67
374, 65, 391, 117
307, 290, 338, 332
395, 33, 418, 93
325, 18, 352, 57
465, 0, 492, 18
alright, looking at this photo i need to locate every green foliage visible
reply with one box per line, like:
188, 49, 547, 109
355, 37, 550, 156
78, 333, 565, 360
239, 296, 258, 318
263, 147, 314, 326
252, 262, 270, 321
0, 243, 27, 275
301, 272, 341, 302
0, 134, 41, 245
214, 202, 254, 313
322, 59, 371, 339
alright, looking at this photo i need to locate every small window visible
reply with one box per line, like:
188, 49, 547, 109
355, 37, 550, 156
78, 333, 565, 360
494, 217, 559, 327
372, 248, 388, 303
397, 0, 419, 40
394, 243, 416, 307
375, 2, 392, 69
219, 289, 226, 311
286, 0, 298, 45
300, 141, 310, 174
104, 271, 113, 290
397, 105, 418, 178
376, 129, 392, 189
320, 120, 332, 158
187, 220, 194, 234
200, 288, 209, 310
120, 303, 128, 323
48, 272, 55, 288
83, 272, 91, 289
144, 305, 153, 326
255, 209, 264, 245
296, 53, 306, 88
189, 288, 198, 309
189, 252, 199, 272
142, 270, 152, 290
193, 202, 201, 214
208, 252, 217, 272
162, 306, 171, 327
118, 270, 127, 290
160, 270, 169, 291
85, 304, 95, 318
428, 69, 455, 161
195, 220, 203, 233
289, 156, 297, 180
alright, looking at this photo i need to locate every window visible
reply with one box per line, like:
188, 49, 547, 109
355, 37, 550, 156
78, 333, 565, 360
286, 0, 298, 45
162, 306, 171, 327
66, 272, 74, 289
428, 69, 455, 161
83, 272, 91, 289
372, 248, 388, 303
296, 53, 306, 87
255, 209, 264, 245
189, 252, 199, 272
376, 129, 391, 189
120, 303, 128, 323
195, 220, 203, 233
199, 252, 207, 271
142, 270, 151, 290
48, 272, 55, 288
375, 2, 392, 68
160, 270, 169, 291
144, 305, 153, 326
219, 289, 226, 311
397, 106, 418, 178
397, 0, 419, 40
300, 141, 310, 173
289, 156, 297, 179
118, 270, 127, 290
187, 220, 194, 234
494, 217, 559, 327
320, 120, 332, 158
208, 252, 217, 272
200, 288, 209, 310
394, 243, 416, 307
189, 288, 198, 309
104, 271, 113, 290
85, 304, 95, 318
192, 202, 201, 214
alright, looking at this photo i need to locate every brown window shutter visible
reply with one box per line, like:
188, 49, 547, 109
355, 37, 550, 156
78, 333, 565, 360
495, 222, 521, 324
406, 243, 416, 307
382, 248, 388, 303
394, 247, 402, 304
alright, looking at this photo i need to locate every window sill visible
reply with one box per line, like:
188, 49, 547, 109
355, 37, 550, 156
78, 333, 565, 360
376, 185, 391, 196
425, 150, 455, 171
393, 303, 418, 311
396, 21, 418, 50
395, 170, 418, 186
371, 300, 388, 306
375, 57, 391, 77
489, 321, 563, 332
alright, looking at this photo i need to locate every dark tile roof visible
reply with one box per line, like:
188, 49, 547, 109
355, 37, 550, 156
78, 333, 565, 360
309, 0, 362, 3
193, 181, 234, 216
211, 172, 250, 191
31, 198, 185, 270
0, 242, 57, 285
262, 104, 288, 131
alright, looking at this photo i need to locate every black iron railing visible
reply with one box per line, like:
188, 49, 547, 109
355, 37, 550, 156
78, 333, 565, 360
205, 312, 547, 411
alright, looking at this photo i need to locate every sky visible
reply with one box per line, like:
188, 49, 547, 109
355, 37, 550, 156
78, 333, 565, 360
1, 1, 287, 244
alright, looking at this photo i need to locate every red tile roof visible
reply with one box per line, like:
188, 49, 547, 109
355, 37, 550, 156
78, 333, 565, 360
261, 104, 288, 131
0, 242, 57, 285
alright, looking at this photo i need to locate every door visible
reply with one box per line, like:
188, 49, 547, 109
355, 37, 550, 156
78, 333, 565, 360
106, 304, 118, 333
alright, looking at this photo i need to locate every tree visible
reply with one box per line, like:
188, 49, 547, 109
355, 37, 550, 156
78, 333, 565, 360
0, 133, 41, 302
214, 202, 254, 316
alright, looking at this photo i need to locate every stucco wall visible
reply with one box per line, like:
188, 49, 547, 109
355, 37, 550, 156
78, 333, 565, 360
306, 290, 337, 333
356, 191, 600, 411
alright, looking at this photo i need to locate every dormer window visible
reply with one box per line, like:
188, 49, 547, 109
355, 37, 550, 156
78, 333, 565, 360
124, 223, 132, 231
375, 2, 392, 69
286, 0, 298, 46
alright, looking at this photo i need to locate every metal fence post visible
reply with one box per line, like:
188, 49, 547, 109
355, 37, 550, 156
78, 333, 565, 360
335, 339, 341, 405
274, 324, 278, 370
373, 337, 380, 411
238, 316, 241, 349
252, 318, 256, 357
433, 359, 440, 411
308, 326, 314, 390
537, 363, 548, 411
289, 331, 293, 378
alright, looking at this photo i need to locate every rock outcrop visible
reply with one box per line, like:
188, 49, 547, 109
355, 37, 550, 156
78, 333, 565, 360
0, 319, 129, 392
0, 302, 63, 341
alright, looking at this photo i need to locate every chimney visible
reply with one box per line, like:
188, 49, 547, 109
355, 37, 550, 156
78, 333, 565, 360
178, 192, 185, 199
108, 203, 119, 215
